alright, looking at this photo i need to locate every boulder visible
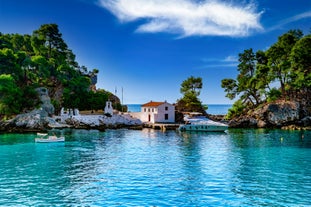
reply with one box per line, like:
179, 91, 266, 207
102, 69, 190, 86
299, 116, 311, 127
265, 102, 300, 126
35, 87, 54, 116
229, 101, 302, 128
1, 87, 56, 132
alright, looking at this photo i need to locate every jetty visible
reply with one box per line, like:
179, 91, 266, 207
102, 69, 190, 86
143, 123, 180, 131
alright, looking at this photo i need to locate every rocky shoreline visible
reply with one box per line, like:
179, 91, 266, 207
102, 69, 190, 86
1, 90, 310, 132
0, 112, 143, 133
227, 101, 311, 130
0, 87, 143, 133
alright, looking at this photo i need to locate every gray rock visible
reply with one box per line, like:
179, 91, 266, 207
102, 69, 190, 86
299, 116, 311, 127
229, 101, 302, 128
266, 102, 300, 125
2, 87, 55, 131
35, 87, 54, 116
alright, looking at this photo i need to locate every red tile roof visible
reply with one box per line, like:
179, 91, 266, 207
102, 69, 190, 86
142, 101, 165, 107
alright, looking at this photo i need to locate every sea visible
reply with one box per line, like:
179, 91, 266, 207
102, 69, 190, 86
0, 129, 310, 206
127, 104, 232, 115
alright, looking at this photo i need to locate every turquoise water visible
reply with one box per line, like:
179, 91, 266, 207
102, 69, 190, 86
0, 129, 310, 206
127, 104, 232, 115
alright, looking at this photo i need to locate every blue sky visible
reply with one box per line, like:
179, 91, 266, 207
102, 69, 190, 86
1, 0, 311, 104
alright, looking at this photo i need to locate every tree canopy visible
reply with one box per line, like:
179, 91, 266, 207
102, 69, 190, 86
221, 29, 311, 119
0, 24, 115, 118
177, 76, 207, 114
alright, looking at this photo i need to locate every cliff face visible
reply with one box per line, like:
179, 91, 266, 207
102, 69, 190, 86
229, 101, 311, 129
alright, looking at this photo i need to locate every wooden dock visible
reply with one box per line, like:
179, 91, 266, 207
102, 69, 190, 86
143, 123, 180, 131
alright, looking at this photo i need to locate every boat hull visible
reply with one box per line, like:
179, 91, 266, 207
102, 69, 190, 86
35, 137, 65, 143
178, 124, 228, 132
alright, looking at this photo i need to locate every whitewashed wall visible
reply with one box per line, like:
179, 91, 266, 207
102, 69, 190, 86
139, 102, 175, 123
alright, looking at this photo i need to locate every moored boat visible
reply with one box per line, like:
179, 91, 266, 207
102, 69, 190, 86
178, 112, 228, 132
35, 133, 65, 143
35, 136, 65, 143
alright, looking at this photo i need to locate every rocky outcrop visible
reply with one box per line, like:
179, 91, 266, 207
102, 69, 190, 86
63, 114, 142, 129
0, 85, 142, 132
35, 87, 55, 116
229, 101, 310, 129
0, 87, 56, 132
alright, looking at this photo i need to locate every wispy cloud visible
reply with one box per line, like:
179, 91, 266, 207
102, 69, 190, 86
98, 0, 263, 37
200, 55, 238, 68
223, 55, 238, 62
267, 10, 311, 32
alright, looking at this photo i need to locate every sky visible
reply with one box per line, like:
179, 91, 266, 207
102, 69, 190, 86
0, 0, 311, 104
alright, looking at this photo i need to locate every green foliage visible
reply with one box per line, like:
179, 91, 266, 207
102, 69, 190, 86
177, 76, 206, 113
225, 100, 245, 120
222, 29, 311, 118
267, 88, 282, 102
266, 30, 303, 96
0, 74, 22, 115
290, 34, 311, 89
180, 76, 202, 96
221, 78, 238, 100
0, 24, 108, 116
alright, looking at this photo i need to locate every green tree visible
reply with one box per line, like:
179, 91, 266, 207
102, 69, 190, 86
221, 49, 262, 107
266, 29, 303, 97
290, 34, 311, 89
0, 74, 22, 116
225, 100, 245, 119
180, 76, 203, 97
32, 24, 68, 58
237, 48, 261, 106
62, 76, 91, 109
289, 34, 311, 102
0, 48, 18, 76
221, 78, 238, 100
0, 24, 109, 117
177, 76, 206, 113
31, 24, 69, 76
255, 50, 271, 99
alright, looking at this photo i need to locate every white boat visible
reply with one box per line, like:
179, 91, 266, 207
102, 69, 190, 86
37, 132, 48, 136
35, 134, 65, 143
178, 113, 228, 132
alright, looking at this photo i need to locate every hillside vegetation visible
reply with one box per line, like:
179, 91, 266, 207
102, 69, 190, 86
0, 24, 119, 119
221, 29, 311, 119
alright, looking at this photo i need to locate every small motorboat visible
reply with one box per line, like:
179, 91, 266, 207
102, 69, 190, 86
178, 112, 228, 132
35, 133, 65, 143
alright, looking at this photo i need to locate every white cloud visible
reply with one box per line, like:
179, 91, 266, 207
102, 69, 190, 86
202, 55, 238, 63
200, 55, 238, 68
223, 55, 238, 62
280, 11, 311, 26
267, 10, 311, 32
99, 0, 263, 37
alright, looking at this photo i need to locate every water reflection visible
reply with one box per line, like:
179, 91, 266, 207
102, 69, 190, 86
0, 129, 310, 206
229, 129, 311, 206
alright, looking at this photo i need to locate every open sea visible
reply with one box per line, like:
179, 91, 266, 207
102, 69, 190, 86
0, 129, 310, 206
127, 104, 232, 115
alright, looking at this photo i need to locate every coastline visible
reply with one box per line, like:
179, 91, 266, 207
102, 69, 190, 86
1, 102, 311, 133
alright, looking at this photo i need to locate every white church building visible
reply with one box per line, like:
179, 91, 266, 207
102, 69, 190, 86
138, 101, 175, 123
